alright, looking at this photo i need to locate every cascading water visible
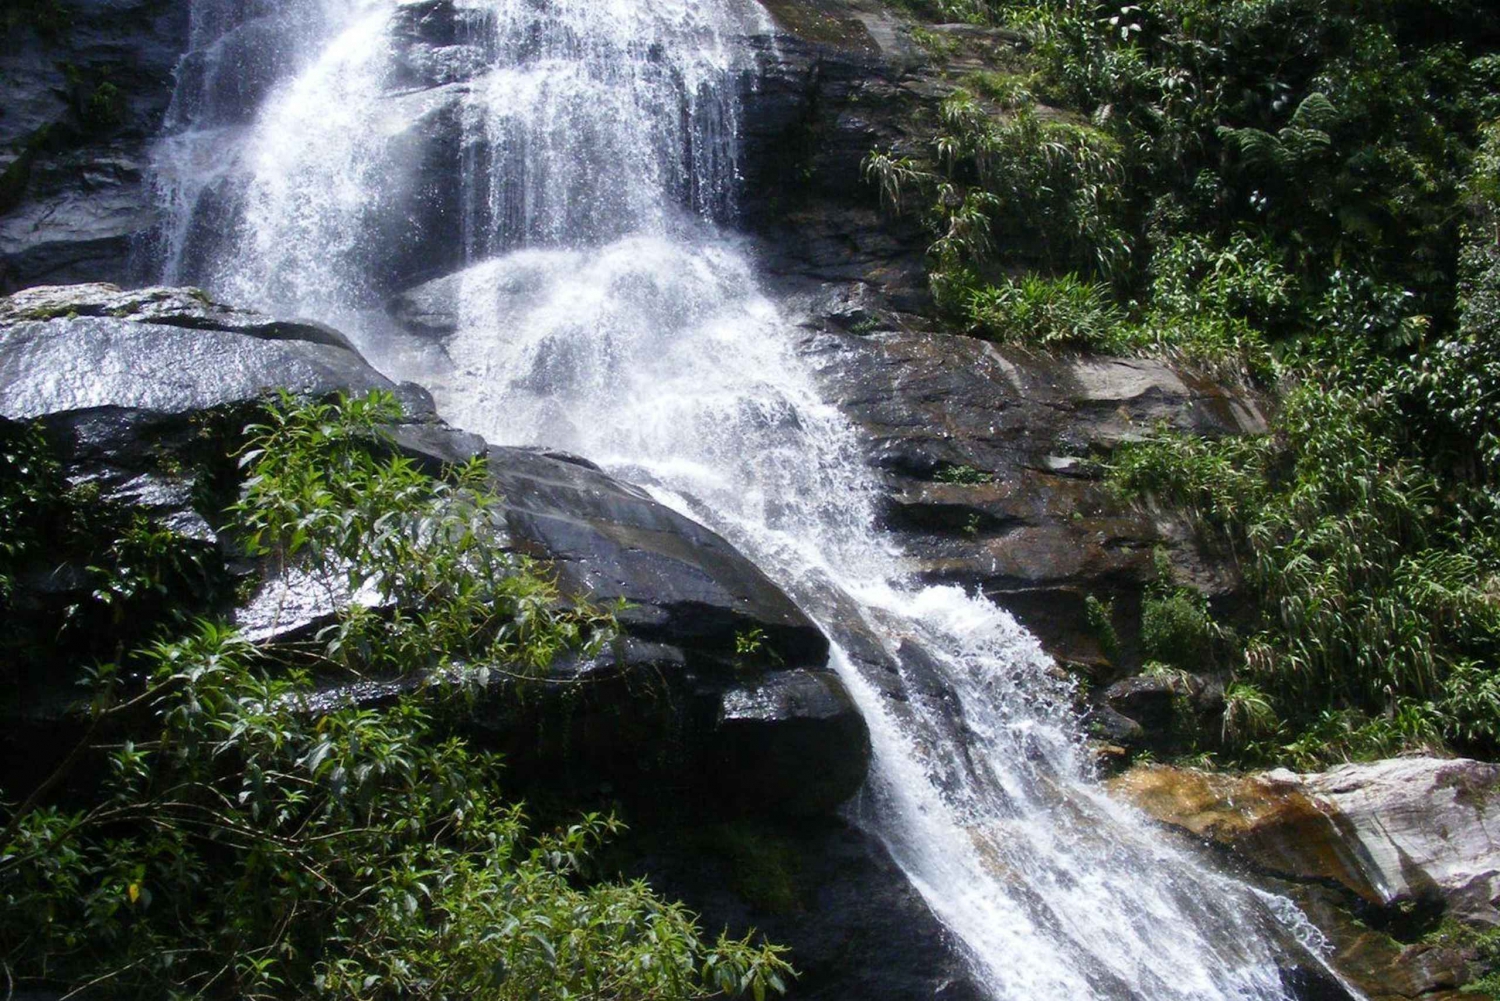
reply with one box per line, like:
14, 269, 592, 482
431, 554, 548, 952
151, 1, 1353, 997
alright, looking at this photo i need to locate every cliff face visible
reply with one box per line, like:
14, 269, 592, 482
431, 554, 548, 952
0, 0, 187, 290
0, 0, 1259, 699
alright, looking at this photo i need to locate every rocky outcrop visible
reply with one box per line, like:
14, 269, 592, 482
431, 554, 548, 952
801, 320, 1264, 669
1112, 759, 1500, 999
0, 282, 990, 1001
1114, 759, 1500, 924
630, 815, 987, 1001
0, 283, 868, 816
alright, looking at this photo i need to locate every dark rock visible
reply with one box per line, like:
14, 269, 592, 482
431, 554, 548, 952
807, 325, 1265, 666
0, 283, 867, 818
1087, 704, 1145, 745
1279, 964, 1361, 1001
629, 815, 987, 1001
170, 13, 303, 128
714, 669, 869, 814
1103, 673, 1195, 734
484, 445, 827, 667
0, 0, 190, 291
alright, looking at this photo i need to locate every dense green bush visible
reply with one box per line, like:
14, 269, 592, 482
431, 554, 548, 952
873, 0, 1500, 765
0, 392, 790, 1000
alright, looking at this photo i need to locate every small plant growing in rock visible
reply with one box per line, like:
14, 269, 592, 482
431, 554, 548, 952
934, 463, 991, 485
1083, 594, 1121, 663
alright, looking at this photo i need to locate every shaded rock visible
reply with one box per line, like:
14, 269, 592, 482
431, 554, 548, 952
1087, 704, 1146, 745
715, 669, 869, 815
1274, 880, 1475, 1001
1101, 671, 1219, 745
484, 446, 827, 666
0, 0, 190, 291
627, 815, 986, 1001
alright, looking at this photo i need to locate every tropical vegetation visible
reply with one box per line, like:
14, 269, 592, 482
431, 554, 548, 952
0, 392, 791, 1000
867, 0, 1500, 767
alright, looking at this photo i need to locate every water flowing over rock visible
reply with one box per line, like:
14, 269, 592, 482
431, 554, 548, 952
0, 283, 866, 817
1, 0, 1390, 993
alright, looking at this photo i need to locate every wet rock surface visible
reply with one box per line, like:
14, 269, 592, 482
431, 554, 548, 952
804, 323, 1265, 667
1112, 759, 1500, 998
0, 0, 189, 291
629, 815, 987, 1001
0, 284, 868, 817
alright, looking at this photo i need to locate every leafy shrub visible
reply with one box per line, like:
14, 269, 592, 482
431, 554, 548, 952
1221, 682, 1278, 748
0, 392, 790, 1001
933, 463, 992, 484
1111, 380, 1500, 763
963, 273, 1125, 348
1140, 587, 1217, 671
1083, 594, 1121, 663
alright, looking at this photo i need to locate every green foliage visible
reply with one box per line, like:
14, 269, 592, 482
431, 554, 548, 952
1083, 594, 1121, 663
0, 392, 790, 1001
932, 463, 991, 485
962, 273, 1125, 348
1111, 378, 1500, 764
1140, 587, 1217, 672
875, 0, 1500, 769
1, 420, 222, 670
1220, 682, 1278, 748
1423, 919, 1500, 996
867, 0, 1499, 380
932, 94, 1130, 282
234, 390, 612, 683
0, 421, 62, 600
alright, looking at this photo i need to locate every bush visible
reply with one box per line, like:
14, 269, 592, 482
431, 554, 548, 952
963, 273, 1125, 348
0, 392, 791, 1001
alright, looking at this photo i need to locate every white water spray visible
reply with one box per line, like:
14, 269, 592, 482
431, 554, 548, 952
152, 1, 1350, 997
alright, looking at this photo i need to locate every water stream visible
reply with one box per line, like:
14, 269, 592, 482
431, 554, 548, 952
150, 0, 1347, 997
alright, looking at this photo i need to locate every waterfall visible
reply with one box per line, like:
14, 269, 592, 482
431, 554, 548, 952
150, 1, 1350, 998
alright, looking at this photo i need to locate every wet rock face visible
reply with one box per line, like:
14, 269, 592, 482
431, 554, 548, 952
803, 323, 1265, 668
631, 815, 987, 1001
1112, 759, 1500, 999
0, 0, 190, 291
0, 283, 868, 816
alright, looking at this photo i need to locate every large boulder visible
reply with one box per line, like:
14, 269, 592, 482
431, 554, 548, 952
1113, 759, 1500, 1000
1113, 759, 1500, 925
0, 283, 867, 816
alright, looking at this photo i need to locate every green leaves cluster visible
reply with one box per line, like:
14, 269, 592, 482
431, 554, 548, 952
870, 0, 1500, 766
1110, 379, 1500, 763
1, 392, 791, 1000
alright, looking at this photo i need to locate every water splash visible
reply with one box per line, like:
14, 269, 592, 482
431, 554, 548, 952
150, 0, 1353, 997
